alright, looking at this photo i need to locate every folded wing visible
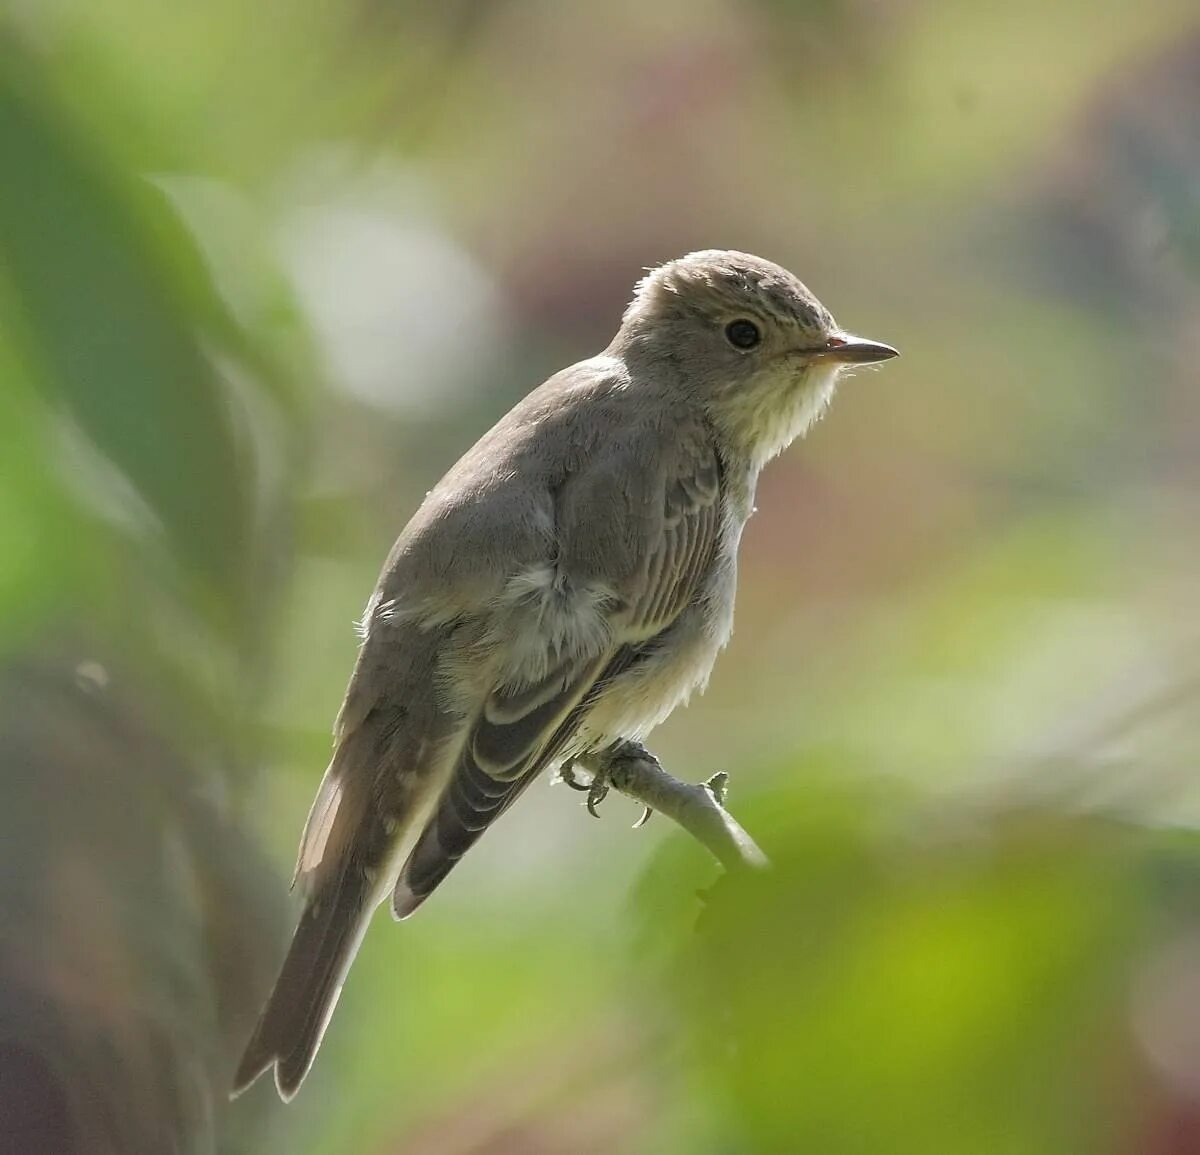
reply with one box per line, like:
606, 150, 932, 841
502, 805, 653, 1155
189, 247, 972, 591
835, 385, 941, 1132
392, 424, 723, 917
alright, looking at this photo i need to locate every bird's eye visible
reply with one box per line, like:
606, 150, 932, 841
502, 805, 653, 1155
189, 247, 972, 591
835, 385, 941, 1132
724, 319, 761, 350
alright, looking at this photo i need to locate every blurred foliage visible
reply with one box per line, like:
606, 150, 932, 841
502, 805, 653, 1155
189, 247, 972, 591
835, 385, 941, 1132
1, 1, 1200, 1153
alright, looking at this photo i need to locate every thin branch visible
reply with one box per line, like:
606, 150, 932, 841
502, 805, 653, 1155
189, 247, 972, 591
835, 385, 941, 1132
570, 741, 769, 871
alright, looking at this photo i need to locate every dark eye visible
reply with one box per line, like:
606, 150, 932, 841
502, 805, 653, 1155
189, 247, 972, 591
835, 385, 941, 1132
724, 319, 761, 350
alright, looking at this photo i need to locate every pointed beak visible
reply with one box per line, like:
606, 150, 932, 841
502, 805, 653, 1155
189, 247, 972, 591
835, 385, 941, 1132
815, 333, 899, 365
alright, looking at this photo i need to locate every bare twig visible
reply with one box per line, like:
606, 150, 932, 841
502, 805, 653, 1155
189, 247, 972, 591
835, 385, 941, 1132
568, 741, 769, 871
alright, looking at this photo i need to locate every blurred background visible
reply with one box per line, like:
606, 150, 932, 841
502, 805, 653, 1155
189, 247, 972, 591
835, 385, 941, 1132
1, 1, 1199, 1152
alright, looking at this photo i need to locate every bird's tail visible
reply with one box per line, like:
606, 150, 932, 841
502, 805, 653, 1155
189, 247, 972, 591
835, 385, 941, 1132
231, 861, 376, 1101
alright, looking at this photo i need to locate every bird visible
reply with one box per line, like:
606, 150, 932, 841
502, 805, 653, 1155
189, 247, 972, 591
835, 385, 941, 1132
233, 249, 898, 1100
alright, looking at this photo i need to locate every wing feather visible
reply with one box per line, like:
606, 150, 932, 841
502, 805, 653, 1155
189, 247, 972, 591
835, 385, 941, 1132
393, 427, 723, 916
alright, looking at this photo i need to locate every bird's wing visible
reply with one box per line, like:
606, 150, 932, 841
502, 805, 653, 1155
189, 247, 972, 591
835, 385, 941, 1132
291, 362, 625, 897
392, 419, 723, 916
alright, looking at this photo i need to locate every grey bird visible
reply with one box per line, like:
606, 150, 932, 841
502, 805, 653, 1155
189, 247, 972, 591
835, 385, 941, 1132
233, 249, 898, 1100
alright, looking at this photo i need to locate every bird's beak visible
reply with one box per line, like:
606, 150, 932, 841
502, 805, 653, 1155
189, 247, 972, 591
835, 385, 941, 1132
815, 333, 899, 365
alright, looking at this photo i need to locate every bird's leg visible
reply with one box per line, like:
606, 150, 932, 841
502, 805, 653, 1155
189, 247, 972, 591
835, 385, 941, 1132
575, 741, 655, 826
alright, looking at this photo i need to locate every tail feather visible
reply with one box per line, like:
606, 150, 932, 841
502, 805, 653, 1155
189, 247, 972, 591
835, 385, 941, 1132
232, 863, 375, 1101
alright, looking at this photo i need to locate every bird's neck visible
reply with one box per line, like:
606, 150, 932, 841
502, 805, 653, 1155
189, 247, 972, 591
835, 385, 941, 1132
709, 364, 841, 475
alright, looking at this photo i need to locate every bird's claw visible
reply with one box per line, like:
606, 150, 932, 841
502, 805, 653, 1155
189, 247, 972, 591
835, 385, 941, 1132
558, 762, 592, 793
562, 754, 654, 827
586, 774, 609, 818
557, 761, 611, 817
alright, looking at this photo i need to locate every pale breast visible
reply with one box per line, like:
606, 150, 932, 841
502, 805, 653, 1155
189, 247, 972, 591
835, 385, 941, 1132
576, 495, 745, 749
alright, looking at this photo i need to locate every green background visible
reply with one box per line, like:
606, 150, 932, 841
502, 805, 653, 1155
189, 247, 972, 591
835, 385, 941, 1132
1, 2, 1199, 1152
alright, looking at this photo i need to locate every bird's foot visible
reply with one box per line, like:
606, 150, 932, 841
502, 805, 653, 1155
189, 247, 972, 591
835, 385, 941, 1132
561, 748, 654, 827
586, 771, 611, 818
556, 761, 610, 814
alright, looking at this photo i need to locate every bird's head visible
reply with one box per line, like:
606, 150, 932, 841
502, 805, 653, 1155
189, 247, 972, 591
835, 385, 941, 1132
617, 249, 898, 467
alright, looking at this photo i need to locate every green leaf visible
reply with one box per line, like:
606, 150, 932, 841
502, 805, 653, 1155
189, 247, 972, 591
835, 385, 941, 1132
0, 51, 252, 623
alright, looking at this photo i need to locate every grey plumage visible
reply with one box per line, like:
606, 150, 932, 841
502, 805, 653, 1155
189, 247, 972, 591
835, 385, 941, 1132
233, 250, 897, 1100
